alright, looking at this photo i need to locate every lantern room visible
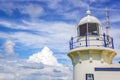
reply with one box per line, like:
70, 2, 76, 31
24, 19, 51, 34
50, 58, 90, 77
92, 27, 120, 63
77, 10, 102, 36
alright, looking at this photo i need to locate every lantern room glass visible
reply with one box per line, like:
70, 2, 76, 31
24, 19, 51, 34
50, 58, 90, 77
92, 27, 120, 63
78, 23, 99, 36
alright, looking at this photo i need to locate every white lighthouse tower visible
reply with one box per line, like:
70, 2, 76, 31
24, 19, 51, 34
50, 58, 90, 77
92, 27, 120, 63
68, 9, 120, 80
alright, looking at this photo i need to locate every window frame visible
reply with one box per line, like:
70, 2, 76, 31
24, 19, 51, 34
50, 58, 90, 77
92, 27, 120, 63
88, 23, 99, 35
86, 74, 94, 80
78, 23, 99, 36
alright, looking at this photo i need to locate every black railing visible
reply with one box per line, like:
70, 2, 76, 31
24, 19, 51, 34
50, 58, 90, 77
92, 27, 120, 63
69, 33, 114, 50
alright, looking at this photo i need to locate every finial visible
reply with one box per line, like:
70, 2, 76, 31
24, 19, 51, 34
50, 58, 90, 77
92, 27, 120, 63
86, 5, 91, 15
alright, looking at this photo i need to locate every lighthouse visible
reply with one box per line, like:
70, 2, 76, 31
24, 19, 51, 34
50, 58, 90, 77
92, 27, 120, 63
68, 9, 120, 80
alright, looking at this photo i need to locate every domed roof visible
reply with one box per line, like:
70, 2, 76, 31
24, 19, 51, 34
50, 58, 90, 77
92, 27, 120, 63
78, 10, 101, 25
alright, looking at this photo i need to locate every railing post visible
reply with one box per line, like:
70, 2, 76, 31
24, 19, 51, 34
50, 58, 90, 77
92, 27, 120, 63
86, 33, 88, 47
69, 40, 71, 50
111, 38, 114, 49
103, 33, 107, 47
71, 37, 73, 49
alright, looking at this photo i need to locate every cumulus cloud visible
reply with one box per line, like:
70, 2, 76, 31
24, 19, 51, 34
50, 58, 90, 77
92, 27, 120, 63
29, 46, 62, 66
3, 40, 17, 56
0, 58, 72, 80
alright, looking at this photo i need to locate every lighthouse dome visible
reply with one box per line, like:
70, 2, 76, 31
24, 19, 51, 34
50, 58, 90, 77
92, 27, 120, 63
78, 10, 101, 25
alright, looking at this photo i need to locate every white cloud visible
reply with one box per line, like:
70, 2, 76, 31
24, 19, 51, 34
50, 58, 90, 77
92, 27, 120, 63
0, 2, 15, 15
89, 0, 110, 3
110, 12, 120, 23
3, 40, 17, 56
90, 0, 96, 2
0, 20, 76, 52
29, 46, 62, 66
10, 32, 47, 47
0, 20, 29, 30
63, 10, 81, 20
46, 0, 62, 9
97, 0, 110, 3
19, 4, 44, 18
0, 59, 72, 80
0, 2, 44, 18
49, 0, 88, 10
45, 0, 88, 20
0, 21, 13, 27
68, 0, 88, 8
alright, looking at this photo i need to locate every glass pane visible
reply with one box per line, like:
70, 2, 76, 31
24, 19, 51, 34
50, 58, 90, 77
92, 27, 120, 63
86, 74, 94, 80
88, 23, 98, 35
79, 24, 87, 36
78, 23, 99, 36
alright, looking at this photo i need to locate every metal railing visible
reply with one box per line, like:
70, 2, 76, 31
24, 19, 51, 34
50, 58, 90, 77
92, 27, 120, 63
69, 33, 114, 50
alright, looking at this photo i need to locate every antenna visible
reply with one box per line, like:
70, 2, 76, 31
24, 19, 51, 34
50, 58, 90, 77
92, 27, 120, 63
105, 8, 110, 43
105, 8, 110, 36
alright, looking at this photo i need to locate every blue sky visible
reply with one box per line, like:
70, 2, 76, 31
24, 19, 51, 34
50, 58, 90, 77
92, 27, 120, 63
0, 0, 120, 79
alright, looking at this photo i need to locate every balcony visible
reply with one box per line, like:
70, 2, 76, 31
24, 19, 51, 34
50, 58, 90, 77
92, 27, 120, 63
69, 33, 114, 50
